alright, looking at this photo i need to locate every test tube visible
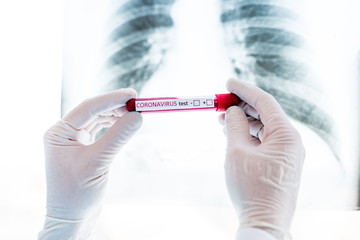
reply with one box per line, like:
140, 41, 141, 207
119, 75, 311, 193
126, 93, 240, 113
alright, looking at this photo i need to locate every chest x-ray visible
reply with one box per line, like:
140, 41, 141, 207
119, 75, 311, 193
63, 0, 360, 237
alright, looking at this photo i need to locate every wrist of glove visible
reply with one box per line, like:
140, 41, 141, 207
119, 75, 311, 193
220, 79, 305, 240
39, 207, 99, 240
39, 89, 142, 240
237, 228, 277, 240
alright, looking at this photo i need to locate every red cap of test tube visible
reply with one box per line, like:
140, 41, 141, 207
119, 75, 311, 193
215, 93, 240, 111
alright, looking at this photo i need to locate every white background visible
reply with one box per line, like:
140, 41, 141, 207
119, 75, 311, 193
0, 0, 360, 239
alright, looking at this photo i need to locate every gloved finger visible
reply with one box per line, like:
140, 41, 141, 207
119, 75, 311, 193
219, 105, 259, 127
226, 78, 290, 130
84, 116, 118, 132
76, 121, 117, 144
248, 117, 264, 142
225, 106, 251, 146
220, 105, 259, 123
221, 115, 264, 141
91, 120, 116, 138
94, 112, 143, 155
238, 101, 260, 120
91, 117, 123, 142
83, 120, 98, 136
63, 89, 137, 130
96, 115, 119, 125
249, 135, 261, 146
83, 116, 119, 142
101, 106, 128, 117
218, 113, 225, 126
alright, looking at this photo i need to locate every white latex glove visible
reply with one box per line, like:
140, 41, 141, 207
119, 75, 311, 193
219, 78, 305, 240
39, 89, 142, 240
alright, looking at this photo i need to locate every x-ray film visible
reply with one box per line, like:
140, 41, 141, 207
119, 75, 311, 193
62, 0, 360, 225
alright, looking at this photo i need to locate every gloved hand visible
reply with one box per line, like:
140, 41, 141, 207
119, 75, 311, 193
219, 78, 305, 240
38, 89, 142, 240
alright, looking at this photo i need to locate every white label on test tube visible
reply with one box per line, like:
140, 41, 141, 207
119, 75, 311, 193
135, 96, 216, 112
